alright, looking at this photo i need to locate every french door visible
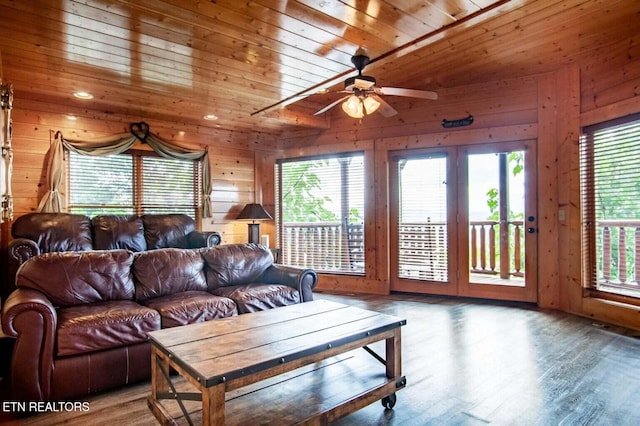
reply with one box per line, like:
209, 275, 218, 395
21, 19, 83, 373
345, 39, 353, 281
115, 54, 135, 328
389, 148, 458, 295
389, 141, 537, 302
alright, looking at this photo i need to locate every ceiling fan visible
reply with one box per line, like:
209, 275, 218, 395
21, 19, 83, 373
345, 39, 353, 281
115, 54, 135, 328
314, 51, 438, 119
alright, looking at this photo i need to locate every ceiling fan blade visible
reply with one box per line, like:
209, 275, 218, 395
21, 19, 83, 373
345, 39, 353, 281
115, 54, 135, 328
314, 95, 351, 115
379, 87, 438, 100
370, 94, 397, 117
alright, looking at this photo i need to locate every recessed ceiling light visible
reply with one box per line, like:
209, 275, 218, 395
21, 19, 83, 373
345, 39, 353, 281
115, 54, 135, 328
203, 114, 218, 121
73, 91, 94, 99
66, 114, 77, 121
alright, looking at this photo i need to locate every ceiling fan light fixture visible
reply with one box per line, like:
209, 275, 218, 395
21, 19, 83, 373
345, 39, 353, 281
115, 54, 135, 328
362, 96, 380, 114
312, 51, 436, 118
342, 95, 364, 118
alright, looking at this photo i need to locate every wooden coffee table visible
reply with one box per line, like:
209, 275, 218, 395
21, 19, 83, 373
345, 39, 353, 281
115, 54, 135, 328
146, 299, 406, 425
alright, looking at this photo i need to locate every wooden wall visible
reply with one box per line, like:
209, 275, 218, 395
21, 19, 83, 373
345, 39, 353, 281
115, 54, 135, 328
2, 34, 640, 330
3, 97, 280, 248
272, 75, 541, 297
268, 35, 640, 330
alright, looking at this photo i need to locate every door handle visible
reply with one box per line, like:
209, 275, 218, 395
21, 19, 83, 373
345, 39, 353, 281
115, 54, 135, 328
527, 227, 536, 234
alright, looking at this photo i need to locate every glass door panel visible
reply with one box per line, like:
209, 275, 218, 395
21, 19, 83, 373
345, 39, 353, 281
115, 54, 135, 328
390, 149, 458, 295
398, 156, 448, 281
459, 142, 537, 302
467, 152, 525, 286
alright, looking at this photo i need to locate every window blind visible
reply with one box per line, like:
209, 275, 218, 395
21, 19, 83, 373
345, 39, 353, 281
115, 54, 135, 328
68, 152, 134, 216
396, 154, 449, 282
140, 155, 199, 216
68, 151, 199, 218
581, 113, 640, 297
276, 153, 365, 275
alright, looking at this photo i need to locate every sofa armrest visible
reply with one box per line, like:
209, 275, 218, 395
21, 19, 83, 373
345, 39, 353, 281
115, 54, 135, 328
2, 288, 58, 401
8, 237, 40, 265
6, 238, 41, 297
188, 231, 222, 248
261, 264, 318, 302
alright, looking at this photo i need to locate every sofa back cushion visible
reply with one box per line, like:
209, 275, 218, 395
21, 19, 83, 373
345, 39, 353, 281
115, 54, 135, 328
16, 250, 135, 307
202, 244, 273, 291
12, 212, 93, 253
133, 248, 206, 302
92, 215, 147, 251
142, 214, 194, 249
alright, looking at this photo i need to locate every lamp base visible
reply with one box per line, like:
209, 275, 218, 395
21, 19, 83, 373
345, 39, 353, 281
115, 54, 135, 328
247, 223, 260, 244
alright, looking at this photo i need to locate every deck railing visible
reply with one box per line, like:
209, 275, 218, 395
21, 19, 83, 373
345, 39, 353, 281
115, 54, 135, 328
597, 220, 640, 285
469, 220, 524, 279
281, 220, 527, 280
277, 219, 640, 288
281, 222, 364, 273
397, 222, 448, 281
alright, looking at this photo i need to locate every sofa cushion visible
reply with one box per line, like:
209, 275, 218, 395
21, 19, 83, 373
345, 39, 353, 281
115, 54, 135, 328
16, 250, 136, 307
142, 214, 195, 249
202, 244, 273, 291
92, 215, 147, 252
11, 212, 93, 253
141, 290, 238, 328
56, 300, 160, 357
212, 284, 301, 314
133, 248, 206, 302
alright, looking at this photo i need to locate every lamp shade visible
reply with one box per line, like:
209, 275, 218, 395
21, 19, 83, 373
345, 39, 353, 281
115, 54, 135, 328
342, 95, 364, 118
362, 96, 380, 114
236, 203, 273, 221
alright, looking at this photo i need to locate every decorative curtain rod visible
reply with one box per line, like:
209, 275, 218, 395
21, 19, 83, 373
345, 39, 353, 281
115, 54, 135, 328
129, 121, 150, 143
39, 121, 213, 218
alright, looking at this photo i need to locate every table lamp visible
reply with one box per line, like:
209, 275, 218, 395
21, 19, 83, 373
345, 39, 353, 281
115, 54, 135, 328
236, 203, 273, 244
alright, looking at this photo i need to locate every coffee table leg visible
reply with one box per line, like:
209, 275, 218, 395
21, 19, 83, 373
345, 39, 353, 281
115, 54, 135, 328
151, 347, 170, 400
380, 328, 403, 409
202, 383, 226, 426
148, 347, 176, 424
385, 328, 402, 379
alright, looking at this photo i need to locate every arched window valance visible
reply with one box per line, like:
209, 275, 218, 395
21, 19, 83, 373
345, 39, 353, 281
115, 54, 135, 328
38, 122, 212, 218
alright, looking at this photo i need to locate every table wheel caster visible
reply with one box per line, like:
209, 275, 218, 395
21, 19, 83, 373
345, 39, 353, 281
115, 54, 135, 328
381, 393, 397, 409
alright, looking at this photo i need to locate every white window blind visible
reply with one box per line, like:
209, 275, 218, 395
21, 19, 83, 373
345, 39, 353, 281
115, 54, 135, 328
396, 155, 449, 282
581, 113, 640, 298
68, 152, 134, 216
276, 153, 365, 275
68, 150, 200, 218
140, 155, 200, 216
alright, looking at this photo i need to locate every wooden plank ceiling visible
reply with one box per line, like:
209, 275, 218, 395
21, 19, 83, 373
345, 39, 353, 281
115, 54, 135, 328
0, 0, 638, 136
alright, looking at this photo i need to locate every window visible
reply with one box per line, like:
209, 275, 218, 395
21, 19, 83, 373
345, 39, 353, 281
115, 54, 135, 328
68, 150, 200, 218
581, 113, 640, 299
276, 153, 365, 275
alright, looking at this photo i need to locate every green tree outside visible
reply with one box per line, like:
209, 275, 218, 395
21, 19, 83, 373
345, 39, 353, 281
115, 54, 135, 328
281, 160, 340, 223
483, 151, 525, 274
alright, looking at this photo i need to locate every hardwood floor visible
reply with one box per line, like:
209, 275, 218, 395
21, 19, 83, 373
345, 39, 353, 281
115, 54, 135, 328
2, 291, 640, 425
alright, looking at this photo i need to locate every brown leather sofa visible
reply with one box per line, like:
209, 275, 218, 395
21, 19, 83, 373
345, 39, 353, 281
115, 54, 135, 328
4, 212, 222, 298
1, 243, 317, 402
